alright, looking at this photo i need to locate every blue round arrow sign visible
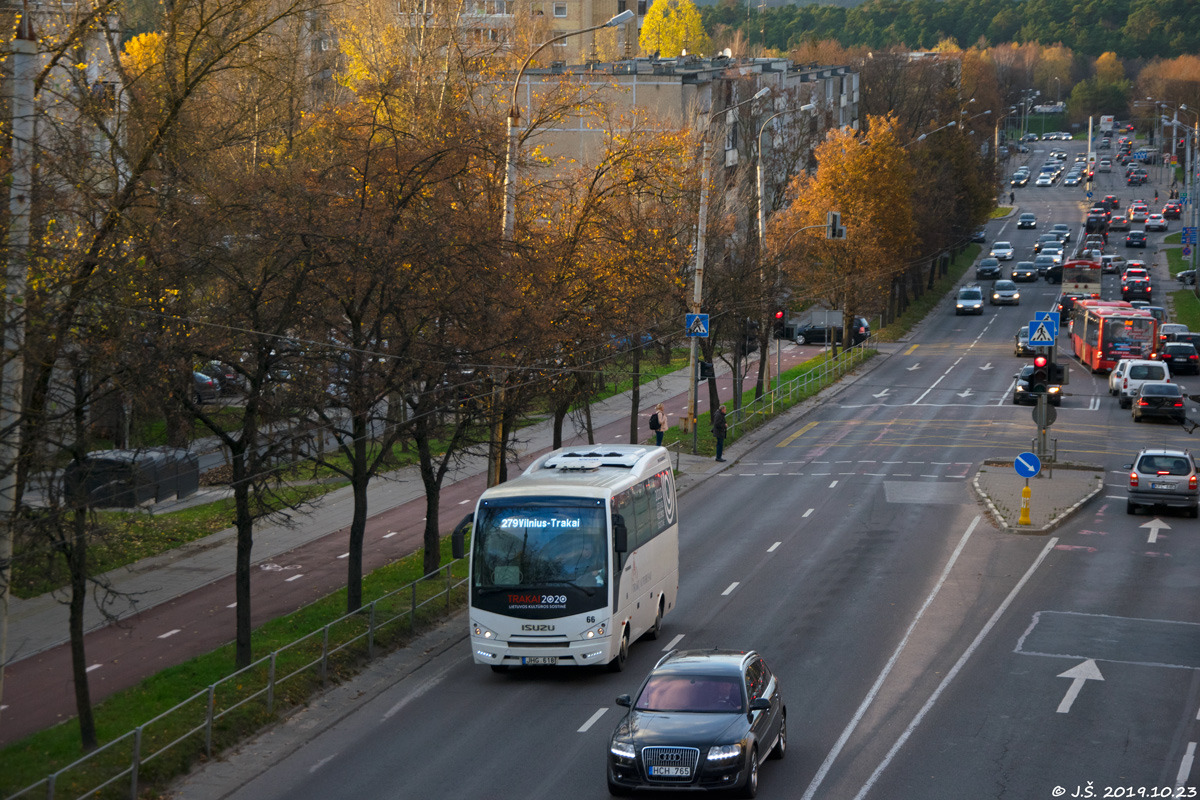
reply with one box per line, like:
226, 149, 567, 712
1015, 452, 1041, 478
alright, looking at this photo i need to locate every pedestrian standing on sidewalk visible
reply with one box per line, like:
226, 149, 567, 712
650, 403, 667, 447
712, 405, 728, 462
1009, 191, 1015, 205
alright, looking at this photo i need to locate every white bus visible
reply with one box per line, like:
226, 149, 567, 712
468, 445, 679, 673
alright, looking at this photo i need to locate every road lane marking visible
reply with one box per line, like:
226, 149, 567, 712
337, 553, 349, 559
721, 582, 739, 596
1178, 742, 1197, 787
663, 634, 686, 652
767, 542, 782, 552
457, 499, 471, 505
286, 574, 303, 582
578, 708, 609, 733
829, 480, 838, 488
904, 344, 919, 355
803, 509, 813, 517
383, 531, 398, 538
309, 754, 337, 774
158, 629, 181, 639
227, 602, 237, 608
778, 421, 819, 447
800, 516, 982, 800
86, 664, 102, 673
847, 534, 1059, 800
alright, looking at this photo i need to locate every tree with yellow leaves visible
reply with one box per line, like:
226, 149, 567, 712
639, 0, 712, 58
772, 115, 916, 349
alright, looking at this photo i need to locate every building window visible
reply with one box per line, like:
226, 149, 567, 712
553, 2, 567, 16
637, 0, 647, 14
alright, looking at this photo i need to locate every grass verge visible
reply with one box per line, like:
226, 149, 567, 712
0, 534, 469, 799
1172, 290, 1200, 330
11, 483, 347, 599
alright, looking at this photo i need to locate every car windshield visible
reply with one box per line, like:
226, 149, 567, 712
995, 281, 1016, 290
960, 290, 982, 300
1138, 455, 1191, 475
635, 675, 745, 713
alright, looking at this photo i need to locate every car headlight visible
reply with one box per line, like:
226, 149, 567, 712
1049, 386, 1061, 394
707, 744, 743, 762
1013, 293, 1020, 299
610, 740, 636, 760
993, 294, 1000, 299
578, 619, 608, 639
472, 621, 497, 639
1016, 386, 1026, 392
956, 304, 964, 308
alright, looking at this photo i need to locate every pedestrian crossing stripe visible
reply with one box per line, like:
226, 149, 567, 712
1029, 321, 1055, 344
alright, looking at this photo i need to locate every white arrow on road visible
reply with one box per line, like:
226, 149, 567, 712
957, 388, 974, 398
906, 363, 921, 372
873, 389, 891, 399
1057, 659, 1104, 713
979, 363, 994, 371
1141, 518, 1172, 544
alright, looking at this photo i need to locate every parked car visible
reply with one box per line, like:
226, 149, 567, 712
1017, 213, 1037, 229
193, 372, 220, 404
1117, 359, 1171, 409
1178, 269, 1196, 286
607, 649, 786, 797
1125, 448, 1198, 517
792, 317, 871, 346
1158, 343, 1200, 375
198, 361, 244, 395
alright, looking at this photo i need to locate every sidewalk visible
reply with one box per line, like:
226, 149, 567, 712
3, 344, 818, 663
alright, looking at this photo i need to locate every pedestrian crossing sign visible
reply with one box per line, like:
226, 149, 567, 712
1028, 321, 1056, 345
686, 314, 709, 338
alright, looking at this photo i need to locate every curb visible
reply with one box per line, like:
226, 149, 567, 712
972, 461, 1106, 535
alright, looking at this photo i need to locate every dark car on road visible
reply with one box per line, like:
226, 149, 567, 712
1017, 212, 1037, 228
1057, 293, 1085, 317
1159, 343, 1200, 375
607, 649, 786, 797
1163, 201, 1183, 220
1102, 195, 1121, 210
1013, 364, 1062, 406
976, 258, 1002, 280
1125, 231, 1148, 248
1122, 279, 1152, 300
971, 228, 987, 243
793, 317, 870, 346
1011, 262, 1038, 282
1132, 382, 1187, 425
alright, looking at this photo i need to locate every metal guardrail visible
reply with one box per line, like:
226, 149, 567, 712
5, 558, 470, 800
727, 339, 874, 440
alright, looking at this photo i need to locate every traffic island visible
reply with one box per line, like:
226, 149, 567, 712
973, 459, 1105, 534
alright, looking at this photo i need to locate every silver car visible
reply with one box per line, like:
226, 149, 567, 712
990, 241, 1015, 260
956, 285, 985, 315
990, 280, 1020, 305
1126, 448, 1199, 517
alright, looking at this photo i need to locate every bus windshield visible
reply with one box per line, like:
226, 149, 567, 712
1102, 316, 1155, 359
471, 498, 609, 616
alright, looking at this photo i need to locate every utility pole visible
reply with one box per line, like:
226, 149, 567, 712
0, 14, 38, 727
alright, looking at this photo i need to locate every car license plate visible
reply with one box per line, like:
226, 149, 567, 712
650, 766, 691, 777
1151, 483, 1175, 490
521, 656, 557, 665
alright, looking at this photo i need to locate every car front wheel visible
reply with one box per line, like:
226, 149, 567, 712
794, 334, 806, 345
770, 715, 787, 760
738, 747, 759, 798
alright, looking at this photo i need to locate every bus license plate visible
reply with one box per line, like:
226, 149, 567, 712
522, 656, 557, 665
650, 767, 691, 777
1152, 483, 1174, 490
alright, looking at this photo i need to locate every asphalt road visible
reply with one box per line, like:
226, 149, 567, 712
172, 140, 1200, 799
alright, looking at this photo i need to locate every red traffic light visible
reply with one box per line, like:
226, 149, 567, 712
774, 311, 785, 320
1033, 355, 1048, 368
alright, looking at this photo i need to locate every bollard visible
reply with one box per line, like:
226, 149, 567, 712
1018, 483, 1032, 526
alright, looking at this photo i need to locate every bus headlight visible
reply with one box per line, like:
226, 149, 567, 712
472, 621, 497, 639
579, 620, 609, 639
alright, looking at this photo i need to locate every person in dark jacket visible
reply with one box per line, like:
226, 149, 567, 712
712, 404, 728, 462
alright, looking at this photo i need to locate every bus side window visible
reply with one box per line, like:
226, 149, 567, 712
631, 481, 652, 549
646, 473, 667, 535
614, 491, 638, 553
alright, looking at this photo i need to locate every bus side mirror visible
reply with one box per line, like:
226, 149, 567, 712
612, 514, 628, 553
452, 513, 473, 559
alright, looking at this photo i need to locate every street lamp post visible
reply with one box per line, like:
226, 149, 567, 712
756, 102, 815, 410
686, 86, 771, 454
1054, 76, 1061, 105
1178, 106, 1200, 297
500, 9, 634, 242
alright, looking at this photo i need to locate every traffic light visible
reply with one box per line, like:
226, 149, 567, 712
1029, 355, 1050, 394
698, 360, 715, 379
773, 310, 786, 339
1049, 362, 1069, 386
826, 211, 846, 240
